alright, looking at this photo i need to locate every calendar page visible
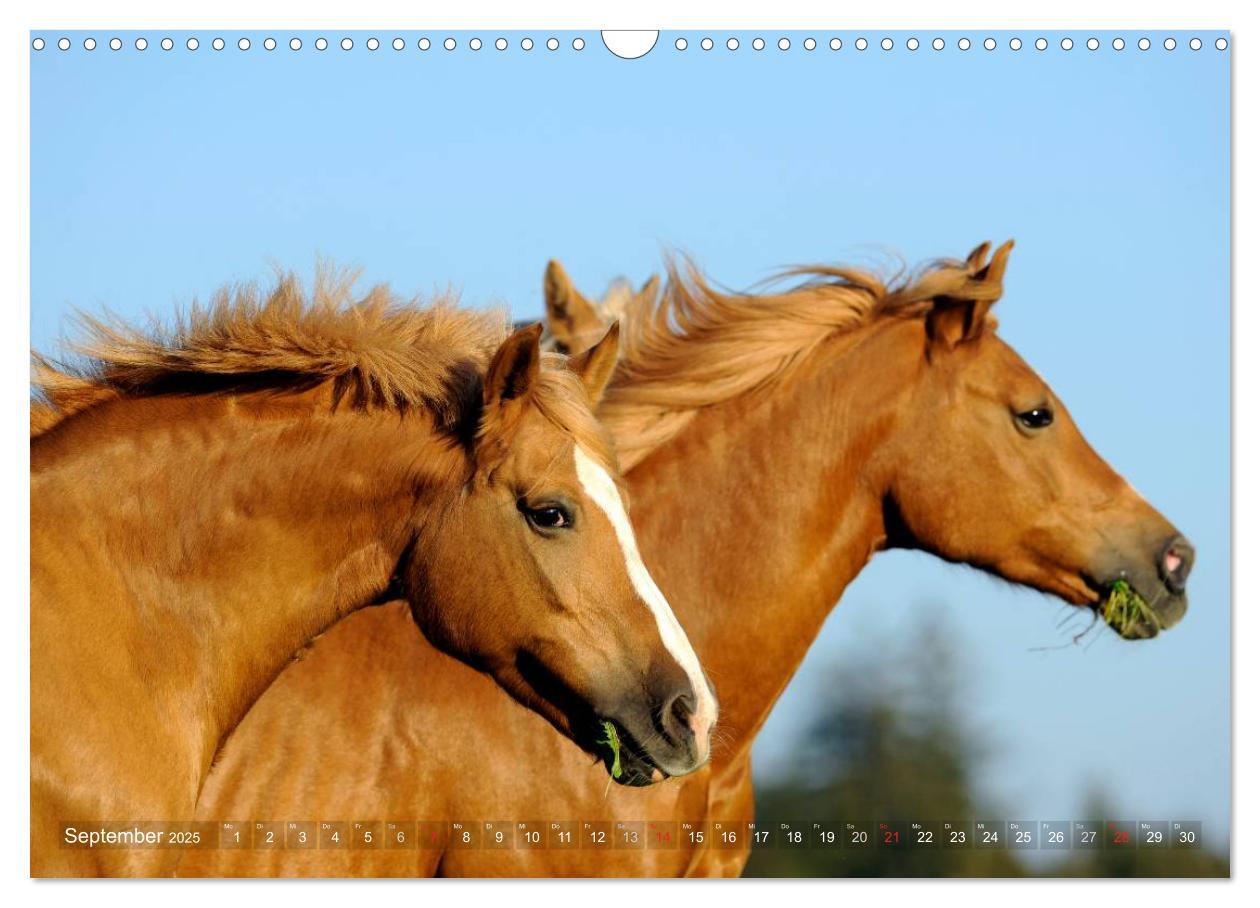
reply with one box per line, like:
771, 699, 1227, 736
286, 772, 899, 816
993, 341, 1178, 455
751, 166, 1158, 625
27, 21, 1230, 882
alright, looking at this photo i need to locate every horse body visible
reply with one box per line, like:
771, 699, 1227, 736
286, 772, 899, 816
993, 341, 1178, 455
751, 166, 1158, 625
181, 331, 880, 875
31, 277, 717, 876
181, 243, 1194, 877
32, 389, 429, 875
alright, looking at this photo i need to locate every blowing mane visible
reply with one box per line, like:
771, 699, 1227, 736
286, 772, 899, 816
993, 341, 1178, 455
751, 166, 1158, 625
601, 250, 1003, 468
31, 271, 508, 437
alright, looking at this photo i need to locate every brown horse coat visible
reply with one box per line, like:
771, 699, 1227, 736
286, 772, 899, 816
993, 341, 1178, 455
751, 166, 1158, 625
180, 243, 1193, 876
30, 273, 717, 876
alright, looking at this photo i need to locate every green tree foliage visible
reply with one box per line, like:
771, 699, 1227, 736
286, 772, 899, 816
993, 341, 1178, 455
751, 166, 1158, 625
743, 610, 1227, 878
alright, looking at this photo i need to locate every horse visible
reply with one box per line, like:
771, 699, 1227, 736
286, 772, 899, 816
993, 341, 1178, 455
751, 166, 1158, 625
29, 273, 717, 876
179, 242, 1194, 876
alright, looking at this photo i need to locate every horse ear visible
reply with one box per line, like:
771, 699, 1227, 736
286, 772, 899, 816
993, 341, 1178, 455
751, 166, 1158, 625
544, 260, 603, 353
976, 238, 1014, 286
569, 323, 620, 404
484, 323, 542, 411
926, 239, 1014, 353
964, 241, 992, 272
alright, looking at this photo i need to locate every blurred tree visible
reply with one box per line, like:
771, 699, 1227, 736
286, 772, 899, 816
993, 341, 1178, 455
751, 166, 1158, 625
743, 608, 1228, 878
1048, 787, 1228, 878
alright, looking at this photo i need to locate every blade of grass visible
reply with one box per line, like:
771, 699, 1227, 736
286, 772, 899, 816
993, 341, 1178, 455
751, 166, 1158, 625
600, 720, 622, 780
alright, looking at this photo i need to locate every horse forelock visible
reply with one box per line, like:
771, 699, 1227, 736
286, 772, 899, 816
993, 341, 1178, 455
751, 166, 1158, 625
474, 355, 622, 483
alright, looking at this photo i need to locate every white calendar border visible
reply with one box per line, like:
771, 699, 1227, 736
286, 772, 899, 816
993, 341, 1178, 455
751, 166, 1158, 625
2, 0, 1250, 904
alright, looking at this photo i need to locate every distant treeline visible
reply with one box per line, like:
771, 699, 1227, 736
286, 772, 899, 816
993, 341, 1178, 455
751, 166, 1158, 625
743, 612, 1228, 879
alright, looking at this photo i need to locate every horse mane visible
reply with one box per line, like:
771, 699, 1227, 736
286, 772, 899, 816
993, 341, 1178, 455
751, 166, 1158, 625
591, 279, 641, 322
31, 268, 509, 437
601, 250, 1001, 468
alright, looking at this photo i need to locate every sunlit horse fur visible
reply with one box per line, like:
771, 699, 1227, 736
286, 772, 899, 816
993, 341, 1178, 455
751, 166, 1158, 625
30, 272, 716, 876
183, 243, 1193, 876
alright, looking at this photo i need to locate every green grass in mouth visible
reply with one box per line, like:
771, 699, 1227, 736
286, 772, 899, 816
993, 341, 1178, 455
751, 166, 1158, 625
600, 720, 623, 780
1102, 579, 1158, 637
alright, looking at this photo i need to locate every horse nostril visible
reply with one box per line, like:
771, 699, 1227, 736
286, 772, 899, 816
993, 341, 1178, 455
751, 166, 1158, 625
661, 691, 696, 745
1159, 536, 1195, 593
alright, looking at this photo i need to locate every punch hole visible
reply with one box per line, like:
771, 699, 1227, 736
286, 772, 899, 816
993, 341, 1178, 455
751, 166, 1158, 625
212, 38, 224, 51
675, 38, 687, 51
958, 37, 971, 51
366, 38, 379, 51
932, 38, 944, 51
1215, 37, 1228, 50
112, 37, 124, 51
135, 37, 148, 50
752, 37, 765, 51
263, 37, 277, 51
161, 38, 174, 51
289, 38, 302, 51
1138, 37, 1151, 51
906, 37, 919, 51
984, 37, 996, 51
1010, 37, 1022, 51
778, 38, 790, 51
84, 37, 96, 51
881, 38, 893, 51
521, 37, 534, 51
727, 38, 738, 51
32, 37, 45, 51
1035, 37, 1048, 51
315, 38, 328, 51
831, 38, 843, 51
803, 37, 816, 51
1189, 37, 1202, 50
392, 38, 405, 51
1061, 37, 1073, 51
601, 30, 658, 59
855, 37, 867, 51
1113, 37, 1125, 50
1087, 38, 1099, 51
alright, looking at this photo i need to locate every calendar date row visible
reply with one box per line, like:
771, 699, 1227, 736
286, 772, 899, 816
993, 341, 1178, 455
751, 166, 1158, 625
61, 819, 1203, 851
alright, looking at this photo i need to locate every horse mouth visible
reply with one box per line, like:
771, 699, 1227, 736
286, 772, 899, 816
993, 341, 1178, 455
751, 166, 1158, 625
592, 718, 670, 788
1086, 576, 1167, 640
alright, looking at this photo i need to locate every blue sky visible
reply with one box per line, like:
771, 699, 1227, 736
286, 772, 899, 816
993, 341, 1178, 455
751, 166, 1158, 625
31, 30, 1230, 853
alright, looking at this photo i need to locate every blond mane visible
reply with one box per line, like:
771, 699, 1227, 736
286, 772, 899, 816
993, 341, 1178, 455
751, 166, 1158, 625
31, 269, 509, 437
601, 251, 1003, 468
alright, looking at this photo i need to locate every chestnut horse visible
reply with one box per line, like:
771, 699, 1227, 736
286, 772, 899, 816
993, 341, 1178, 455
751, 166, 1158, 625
181, 242, 1194, 877
30, 275, 716, 876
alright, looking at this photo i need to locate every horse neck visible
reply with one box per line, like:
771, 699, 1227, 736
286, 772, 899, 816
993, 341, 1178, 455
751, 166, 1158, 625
31, 391, 453, 777
625, 319, 917, 762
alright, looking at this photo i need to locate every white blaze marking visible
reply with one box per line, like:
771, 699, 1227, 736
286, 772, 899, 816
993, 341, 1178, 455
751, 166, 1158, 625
573, 445, 717, 739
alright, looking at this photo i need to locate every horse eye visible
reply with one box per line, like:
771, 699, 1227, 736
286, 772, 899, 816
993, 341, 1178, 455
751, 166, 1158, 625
1016, 407, 1055, 430
518, 501, 573, 531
